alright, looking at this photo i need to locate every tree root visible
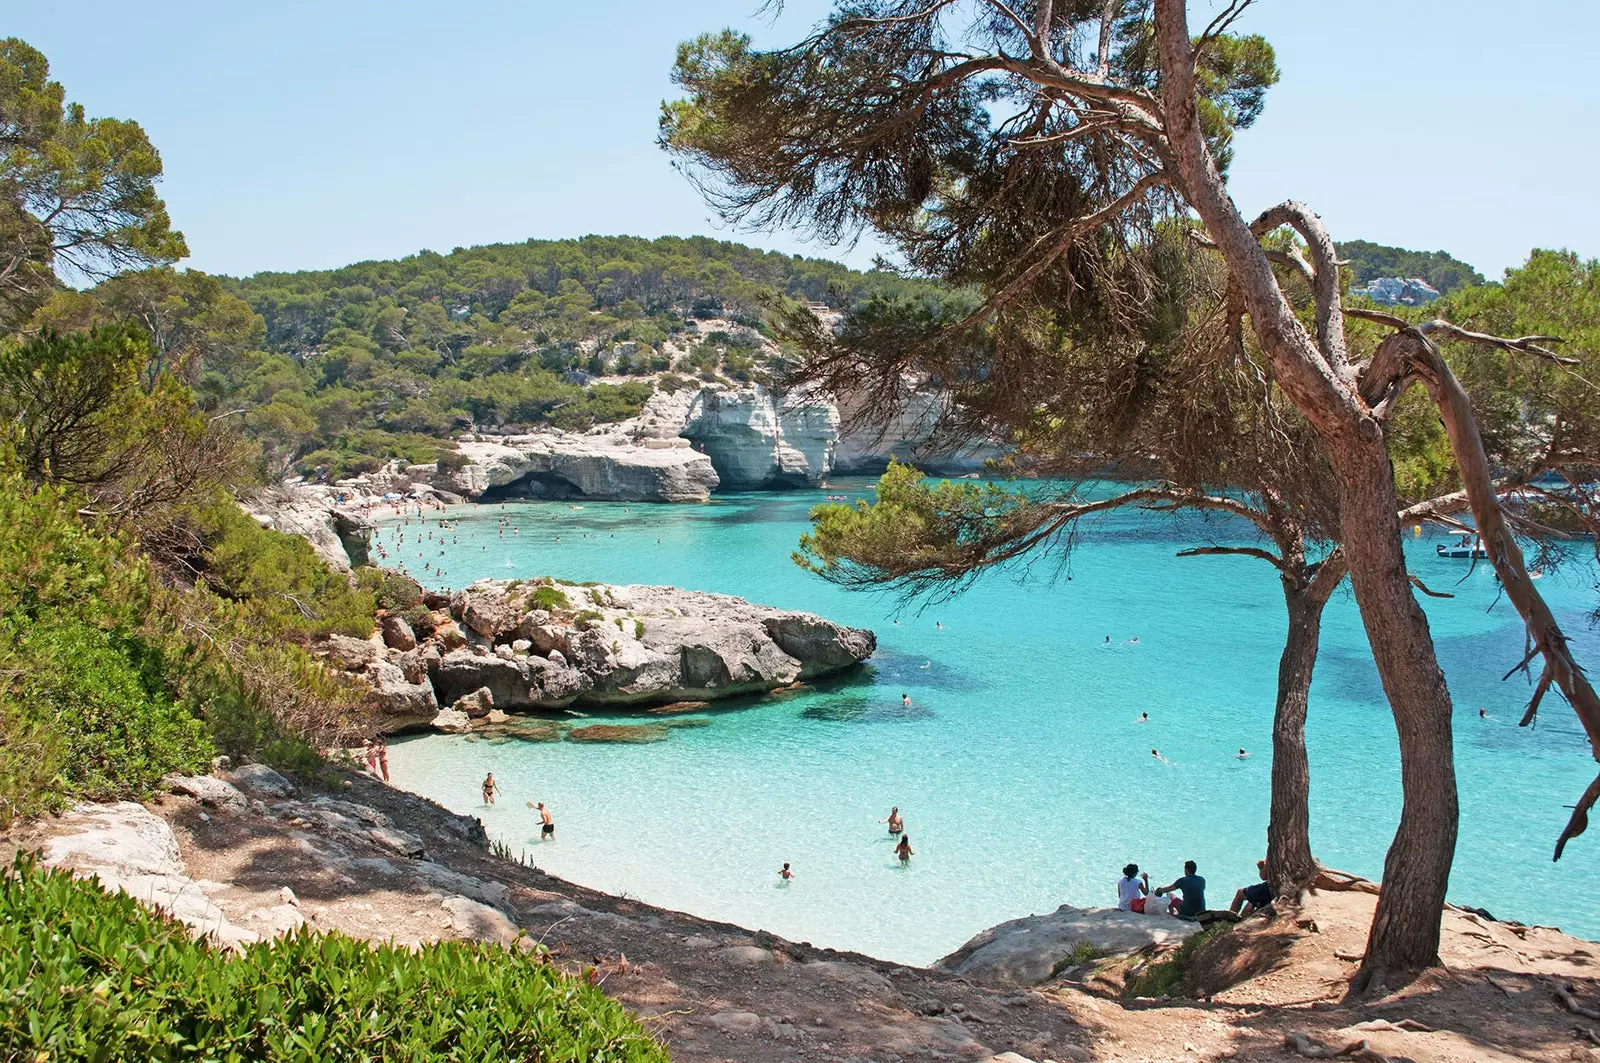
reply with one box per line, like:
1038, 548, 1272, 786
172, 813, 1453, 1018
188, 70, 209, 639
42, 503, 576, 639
1349, 1019, 1436, 1033
1284, 1031, 1413, 1062
1558, 984, 1600, 1021
1310, 869, 1381, 895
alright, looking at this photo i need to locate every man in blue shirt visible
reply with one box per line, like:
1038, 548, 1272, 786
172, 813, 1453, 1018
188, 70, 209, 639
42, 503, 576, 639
1154, 860, 1206, 921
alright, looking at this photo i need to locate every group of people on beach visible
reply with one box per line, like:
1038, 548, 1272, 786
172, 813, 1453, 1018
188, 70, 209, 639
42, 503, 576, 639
1114, 858, 1275, 923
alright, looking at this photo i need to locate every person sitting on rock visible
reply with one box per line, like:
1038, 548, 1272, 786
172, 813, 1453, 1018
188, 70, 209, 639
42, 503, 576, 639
1116, 863, 1149, 911
1154, 860, 1206, 921
1230, 859, 1275, 916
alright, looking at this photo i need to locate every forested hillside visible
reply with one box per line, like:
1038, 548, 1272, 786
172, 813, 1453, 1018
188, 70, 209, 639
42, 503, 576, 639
193, 236, 937, 478
1335, 239, 1485, 293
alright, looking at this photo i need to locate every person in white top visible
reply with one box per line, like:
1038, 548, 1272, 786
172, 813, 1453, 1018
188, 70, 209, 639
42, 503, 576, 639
1116, 863, 1149, 911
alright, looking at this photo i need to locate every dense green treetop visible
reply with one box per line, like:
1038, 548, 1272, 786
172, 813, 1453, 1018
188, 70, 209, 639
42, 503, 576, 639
1336, 239, 1484, 293
0, 38, 186, 325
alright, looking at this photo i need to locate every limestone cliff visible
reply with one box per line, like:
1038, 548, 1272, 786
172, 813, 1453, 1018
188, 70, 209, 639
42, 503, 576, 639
679, 385, 838, 489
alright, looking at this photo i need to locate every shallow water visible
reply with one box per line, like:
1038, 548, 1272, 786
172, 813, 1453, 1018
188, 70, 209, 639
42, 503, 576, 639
382, 483, 1600, 966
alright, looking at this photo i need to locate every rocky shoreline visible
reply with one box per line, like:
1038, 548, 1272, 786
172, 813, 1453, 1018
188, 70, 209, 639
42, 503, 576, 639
18, 767, 1600, 1063
315, 578, 876, 735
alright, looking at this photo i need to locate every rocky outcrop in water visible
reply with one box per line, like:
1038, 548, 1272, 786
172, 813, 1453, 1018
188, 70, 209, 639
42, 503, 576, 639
439, 433, 719, 502
317, 579, 875, 731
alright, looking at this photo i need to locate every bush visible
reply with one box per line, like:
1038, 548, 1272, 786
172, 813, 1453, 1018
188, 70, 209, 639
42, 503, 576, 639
0, 470, 211, 822
528, 585, 570, 612
0, 855, 669, 1062
4, 617, 210, 806
1123, 926, 1227, 998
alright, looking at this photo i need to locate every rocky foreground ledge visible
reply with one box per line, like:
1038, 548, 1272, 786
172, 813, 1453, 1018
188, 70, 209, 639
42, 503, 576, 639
316, 578, 876, 734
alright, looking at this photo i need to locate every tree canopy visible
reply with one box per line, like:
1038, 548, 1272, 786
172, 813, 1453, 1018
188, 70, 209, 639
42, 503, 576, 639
0, 38, 186, 325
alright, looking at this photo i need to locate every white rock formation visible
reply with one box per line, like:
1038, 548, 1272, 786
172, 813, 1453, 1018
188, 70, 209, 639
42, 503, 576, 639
833, 387, 1006, 475
241, 484, 373, 571
679, 384, 838, 488
435, 433, 718, 502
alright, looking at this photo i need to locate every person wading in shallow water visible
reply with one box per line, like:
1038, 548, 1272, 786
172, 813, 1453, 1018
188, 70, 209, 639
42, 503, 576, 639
481, 772, 501, 806
894, 835, 914, 864
881, 807, 904, 835
535, 801, 555, 839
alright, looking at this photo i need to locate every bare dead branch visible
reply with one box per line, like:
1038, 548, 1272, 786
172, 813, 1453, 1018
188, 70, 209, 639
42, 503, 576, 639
1407, 575, 1454, 599
1176, 544, 1286, 572
1556, 774, 1600, 862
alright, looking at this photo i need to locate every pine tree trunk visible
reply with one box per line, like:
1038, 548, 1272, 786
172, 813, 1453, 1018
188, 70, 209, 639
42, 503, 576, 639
1268, 583, 1323, 896
1332, 438, 1459, 992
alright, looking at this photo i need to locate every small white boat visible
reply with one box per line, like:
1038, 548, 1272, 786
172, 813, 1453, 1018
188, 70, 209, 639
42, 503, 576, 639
1436, 534, 1487, 560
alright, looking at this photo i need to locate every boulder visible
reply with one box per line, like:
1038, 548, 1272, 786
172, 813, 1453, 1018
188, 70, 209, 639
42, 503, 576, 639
430, 706, 472, 733
164, 775, 248, 813
41, 802, 185, 879
452, 686, 495, 719
440, 895, 520, 945
433, 649, 533, 710
229, 764, 296, 800
764, 613, 879, 677
368, 660, 438, 725
934, 904, 1203, 987
317, 633, 382, 671
379, 614, 417, 651
453, 588, 520, 639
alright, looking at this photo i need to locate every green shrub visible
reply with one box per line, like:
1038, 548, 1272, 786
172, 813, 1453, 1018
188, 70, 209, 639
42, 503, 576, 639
634, 620, 645, 640
191, 501, 376, 639
0, 855, 668, 1062
573, 609, 603, 626
4, 617, 210, 807
529, 585, 570, 612
1123, 926, 1227, 999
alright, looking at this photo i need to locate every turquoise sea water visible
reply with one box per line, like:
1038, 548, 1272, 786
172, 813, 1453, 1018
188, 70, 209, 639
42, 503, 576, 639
384, 482, 1600, 966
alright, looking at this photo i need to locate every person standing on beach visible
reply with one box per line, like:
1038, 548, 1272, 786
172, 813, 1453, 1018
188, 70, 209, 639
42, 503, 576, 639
374, 736, 389, 782
894, 835, 914, 863
482, 772, 501, 806
881, 807, 904, 835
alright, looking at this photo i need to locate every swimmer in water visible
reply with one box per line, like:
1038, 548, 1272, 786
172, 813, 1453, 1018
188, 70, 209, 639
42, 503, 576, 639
779, 862, 794, 880
894, 835, 914, 863
1479, 707, 1489, 719
1135, 711, 1149, 723
935, 621, 944, 630
1151, 749, 1169, 763
1236, 748, 1250, 759
1104, 635, 1111, 644
902, 693, 913, 708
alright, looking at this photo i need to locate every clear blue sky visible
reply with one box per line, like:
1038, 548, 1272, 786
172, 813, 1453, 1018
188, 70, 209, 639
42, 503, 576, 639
14, 1, 1598, 280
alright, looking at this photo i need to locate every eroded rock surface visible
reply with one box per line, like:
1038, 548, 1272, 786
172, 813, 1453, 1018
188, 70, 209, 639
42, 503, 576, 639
319, 579, 874, 729
935, 904, 1202, 987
